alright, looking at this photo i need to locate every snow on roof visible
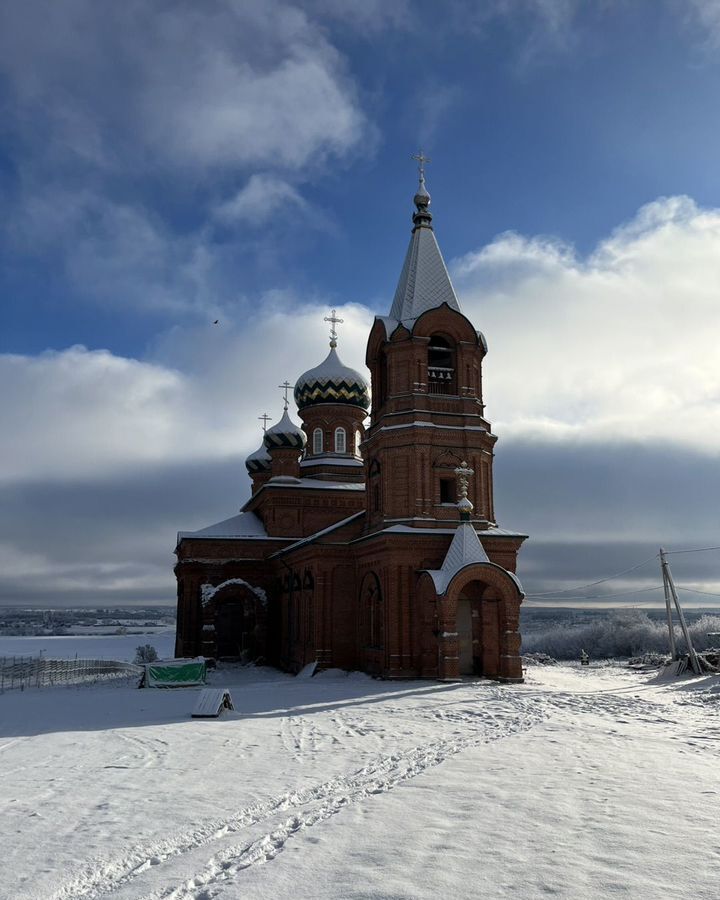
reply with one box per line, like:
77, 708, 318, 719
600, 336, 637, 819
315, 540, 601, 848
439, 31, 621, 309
201, 578, 267, 607
178, 512, 268, 541
378, 421, 488, 433
295, 346, 369, 389
299, 456, 363, 468
389, 224, 461, 324
264, 479, 365, 491
425, 522, 490, 595
419, 522, 526, 596
379, 525, 527, 538
270, 511, 366, 558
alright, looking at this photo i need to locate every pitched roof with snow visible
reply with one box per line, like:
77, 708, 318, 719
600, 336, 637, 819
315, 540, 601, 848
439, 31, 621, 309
426, 522, 490, 595
178, 511, 268, 541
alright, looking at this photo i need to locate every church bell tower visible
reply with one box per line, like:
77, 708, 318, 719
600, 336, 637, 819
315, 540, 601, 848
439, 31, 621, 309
364, 160, 498, 534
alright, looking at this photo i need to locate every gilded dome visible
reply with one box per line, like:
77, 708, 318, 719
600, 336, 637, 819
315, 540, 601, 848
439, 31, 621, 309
294, 347, 370, 412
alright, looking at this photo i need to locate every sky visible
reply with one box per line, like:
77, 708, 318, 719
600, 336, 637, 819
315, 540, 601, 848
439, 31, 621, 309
1, 0, 720, 608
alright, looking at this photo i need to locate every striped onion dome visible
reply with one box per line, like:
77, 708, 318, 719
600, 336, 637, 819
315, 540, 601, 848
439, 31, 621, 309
244, 440, 271, 474
263, 409, 306, 450
294, 346, 370, 412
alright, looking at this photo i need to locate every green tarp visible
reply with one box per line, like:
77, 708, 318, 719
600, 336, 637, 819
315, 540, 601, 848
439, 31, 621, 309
144, 658, 206, 688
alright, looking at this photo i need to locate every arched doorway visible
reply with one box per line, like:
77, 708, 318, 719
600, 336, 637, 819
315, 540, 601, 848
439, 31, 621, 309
427, 562, 524, 682
202, 579, 267, 662
215, 596, 256, 659
456, 581, 485, 676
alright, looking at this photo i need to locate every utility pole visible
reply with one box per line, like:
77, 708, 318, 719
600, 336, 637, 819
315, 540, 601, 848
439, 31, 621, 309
659, 547, 677, 660
659, 548, 702, 675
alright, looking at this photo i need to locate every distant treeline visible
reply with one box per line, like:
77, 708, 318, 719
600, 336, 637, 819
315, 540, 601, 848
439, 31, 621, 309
522, 609, 720, 659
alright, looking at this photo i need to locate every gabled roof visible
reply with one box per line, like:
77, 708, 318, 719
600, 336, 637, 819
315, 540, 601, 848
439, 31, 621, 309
425, 521, 490, 595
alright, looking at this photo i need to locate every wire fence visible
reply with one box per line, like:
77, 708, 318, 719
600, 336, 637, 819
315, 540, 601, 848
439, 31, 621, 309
0, 655, 143, 693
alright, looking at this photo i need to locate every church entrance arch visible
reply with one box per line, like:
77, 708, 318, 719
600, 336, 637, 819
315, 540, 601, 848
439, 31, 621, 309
432, 565, 523, 682
202, 579, 267, 662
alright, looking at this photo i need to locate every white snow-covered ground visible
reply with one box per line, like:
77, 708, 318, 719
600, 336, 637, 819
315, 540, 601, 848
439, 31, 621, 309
1, 663, 718, 900
0, 630, 176, 661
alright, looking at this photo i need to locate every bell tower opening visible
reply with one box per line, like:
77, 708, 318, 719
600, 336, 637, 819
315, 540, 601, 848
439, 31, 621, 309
428, 335, 456, 395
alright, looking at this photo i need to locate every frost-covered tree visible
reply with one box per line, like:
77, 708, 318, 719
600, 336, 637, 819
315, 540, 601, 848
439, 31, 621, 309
134, 644, 158, 664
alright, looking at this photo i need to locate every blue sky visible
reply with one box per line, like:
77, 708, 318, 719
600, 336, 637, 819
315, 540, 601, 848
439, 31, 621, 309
1, 0, 720, 607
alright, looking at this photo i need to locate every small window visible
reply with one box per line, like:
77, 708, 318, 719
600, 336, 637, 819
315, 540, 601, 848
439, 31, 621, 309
440, 477, 456, 504
334, 427, 346, 454
355, 429, 362, 455
313, 428, 323, 455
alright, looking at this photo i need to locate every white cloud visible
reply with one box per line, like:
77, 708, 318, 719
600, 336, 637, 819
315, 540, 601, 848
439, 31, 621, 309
4, 194, 719, 489
686, 0, 720, 47
214, 175, 308, 226
0, 1, 368, 174
452, 195, 720, 453
0, 301, 373, 486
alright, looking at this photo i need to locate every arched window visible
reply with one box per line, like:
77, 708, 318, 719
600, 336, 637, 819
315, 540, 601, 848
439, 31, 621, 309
428, 335, 456, 395
313, 428, 323, 455
334, 427, 346, 454
355, 429, 362, 456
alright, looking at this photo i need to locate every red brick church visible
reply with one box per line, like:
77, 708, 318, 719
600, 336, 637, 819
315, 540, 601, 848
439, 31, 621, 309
174, 168, 528, 681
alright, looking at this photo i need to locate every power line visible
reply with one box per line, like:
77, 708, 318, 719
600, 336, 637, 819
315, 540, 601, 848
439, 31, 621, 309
662, 545, 720, 556
525, 584, 664, 602
675, 584, 720, 598
525, 555, 659, 597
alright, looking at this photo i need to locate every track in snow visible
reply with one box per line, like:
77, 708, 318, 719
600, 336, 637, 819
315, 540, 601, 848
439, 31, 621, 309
50, 695, 541, 900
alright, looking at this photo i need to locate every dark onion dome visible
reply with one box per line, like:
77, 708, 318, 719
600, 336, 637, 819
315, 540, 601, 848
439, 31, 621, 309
245, 439, 271, 474
263, 409, 307, 450
294, 346, 370, 412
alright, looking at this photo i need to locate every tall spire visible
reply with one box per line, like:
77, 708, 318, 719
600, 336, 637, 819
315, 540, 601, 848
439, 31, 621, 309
388, 155, 462, 324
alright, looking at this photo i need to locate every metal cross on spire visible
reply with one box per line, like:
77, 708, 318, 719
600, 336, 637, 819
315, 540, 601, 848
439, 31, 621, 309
324, 308, 344, 349
258, 412, 271, 432
277, 381, 292, 411
412, 149, 431, 181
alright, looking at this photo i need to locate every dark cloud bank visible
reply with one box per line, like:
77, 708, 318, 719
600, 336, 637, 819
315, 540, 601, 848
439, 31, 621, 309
1, 441, 718, 607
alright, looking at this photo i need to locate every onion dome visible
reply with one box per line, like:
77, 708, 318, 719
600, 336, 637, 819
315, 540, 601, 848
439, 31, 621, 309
294, 346, 370, 412
263, 409, 306, 450
244, 440, 271, 474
